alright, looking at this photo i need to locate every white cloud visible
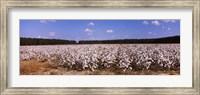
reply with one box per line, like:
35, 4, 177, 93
124, 35, 129, 37
162, 20, 170, 23
167, 28, 171, 30
85, 28, 93, 33
49, 32, 56, 36
151, 20, 160, 26
148, 32, 157, 35
162, 20, 177, 23
84, 28, 93, 35
37, 36, 48, 39
148, 32, 152, 34
37, 36, 41, 38
171, 20, 176, 23
142, 21, 149, 25
106, 29, 113, 33
40, 20, 56, 24
88, 22, 95, 26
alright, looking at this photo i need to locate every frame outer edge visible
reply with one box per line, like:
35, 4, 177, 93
1, 0, 6, 95
194, 1, 200, 94
1, 0, 3, 94
1, 0, 197, 7
198, 1, 200, 95
0, 0, 1, 94
193, 1, 200, 95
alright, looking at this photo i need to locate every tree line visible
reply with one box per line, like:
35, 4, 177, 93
79, 36, 180, 44
20, 36, 180, 45
20, 38, 76, 45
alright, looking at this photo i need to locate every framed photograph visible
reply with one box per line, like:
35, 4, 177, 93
19, 19, 181, 75
1, 0, 199, 95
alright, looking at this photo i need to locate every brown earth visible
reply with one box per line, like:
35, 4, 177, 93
20, 60, 179, 75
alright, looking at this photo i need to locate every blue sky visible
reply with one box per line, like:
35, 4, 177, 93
20, 20, 180, 41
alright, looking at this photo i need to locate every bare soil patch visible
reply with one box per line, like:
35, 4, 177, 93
20, 60, 179, 75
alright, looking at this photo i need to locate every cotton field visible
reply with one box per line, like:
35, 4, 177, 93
20, 44, 180, 74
